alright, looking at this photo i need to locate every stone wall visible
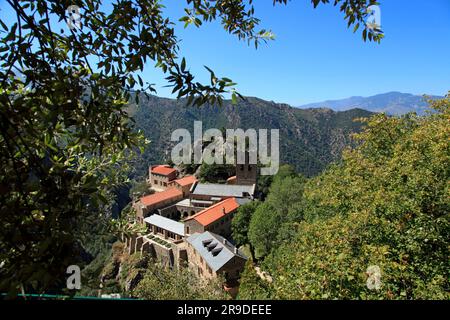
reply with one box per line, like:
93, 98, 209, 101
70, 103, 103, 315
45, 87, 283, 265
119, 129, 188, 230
184, 219, 205, 236
184, 212, 235, 238
185, 241, 217, 280
152, 240, 174, 267
157, 204, 179, 219
124, 234, 186, 269
217, 256, 247, 281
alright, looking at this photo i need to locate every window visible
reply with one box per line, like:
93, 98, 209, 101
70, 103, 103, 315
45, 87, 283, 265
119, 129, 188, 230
154, 180, 157, 184
168, 231, 176, 240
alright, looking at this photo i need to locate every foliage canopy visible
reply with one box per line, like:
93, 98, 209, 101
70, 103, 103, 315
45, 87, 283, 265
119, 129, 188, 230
239, 95, 450, 299
0, 0, 383, 294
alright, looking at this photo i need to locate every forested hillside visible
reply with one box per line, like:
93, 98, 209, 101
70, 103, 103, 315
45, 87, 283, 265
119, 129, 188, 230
75, 95, 448, 300
234, 95, 449, 300
129, 94, 374, 177
299, 92, 443, 115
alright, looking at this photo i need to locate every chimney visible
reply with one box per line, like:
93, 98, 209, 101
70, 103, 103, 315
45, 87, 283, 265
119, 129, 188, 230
234, 247, 238, 254
223, 238, 227, 245
222, 207, 226, 215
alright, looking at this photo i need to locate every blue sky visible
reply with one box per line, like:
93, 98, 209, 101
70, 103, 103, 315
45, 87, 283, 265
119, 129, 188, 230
151, 0, 450, 105
1, 0, 449, 105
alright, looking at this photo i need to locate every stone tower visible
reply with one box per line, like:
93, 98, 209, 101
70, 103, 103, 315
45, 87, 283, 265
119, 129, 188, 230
235, 149, 257, 185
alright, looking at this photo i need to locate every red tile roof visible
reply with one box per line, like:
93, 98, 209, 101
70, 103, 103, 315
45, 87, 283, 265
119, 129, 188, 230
173, 175, 197, 187
151, 165, 177, 176
186, 197, 239, 226
140, 188, 183, 207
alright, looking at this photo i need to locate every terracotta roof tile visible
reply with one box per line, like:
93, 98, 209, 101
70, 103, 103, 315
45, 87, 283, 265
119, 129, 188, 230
186, 197, 239, 226
173, 175, 197, 187
140, 188, 183, 207
151, 165, 177, 176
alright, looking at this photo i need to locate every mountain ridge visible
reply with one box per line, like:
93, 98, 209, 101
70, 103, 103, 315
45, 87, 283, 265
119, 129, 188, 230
130, 94, 375, 178
298, 91, 443, 115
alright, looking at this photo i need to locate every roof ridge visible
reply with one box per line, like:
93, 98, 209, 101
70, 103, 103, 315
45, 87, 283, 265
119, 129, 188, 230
140, 187, 183, 206
204, 232, 247, 263
141, 186, 180, 198
185, 197, 236, 221
175, 175, 194, 180
206, 232, 236, 256
186, 231, 247, 272
197, 182, 251, 188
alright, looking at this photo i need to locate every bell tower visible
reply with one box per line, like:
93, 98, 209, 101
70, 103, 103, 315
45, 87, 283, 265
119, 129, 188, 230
235, 149, 257, 186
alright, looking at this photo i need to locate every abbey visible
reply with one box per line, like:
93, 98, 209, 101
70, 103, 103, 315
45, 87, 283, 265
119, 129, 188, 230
125, 154, 259, 298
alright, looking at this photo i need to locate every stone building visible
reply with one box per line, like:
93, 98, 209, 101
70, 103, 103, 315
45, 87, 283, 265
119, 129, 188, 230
169, 182, 254, 220
185, 231, 247, 282
147, 165, 178, 191
144, 214, 185, 241
138, 214, 187, 268
133, 187, 183, 222
184, 197, 240, 237
174, 198, 203, 219
169, 175, 197, 197
128, 160, 256, 291
235, 160, 257, 185
190, 182, 254, 207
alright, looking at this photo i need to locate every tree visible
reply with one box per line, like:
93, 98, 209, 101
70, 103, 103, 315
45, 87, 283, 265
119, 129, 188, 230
252, 95, 450, 299
0, 0, 384, 294
198, 163, 235, 183
256, 164, 297, 200
231, 200, 259, 260
237, 261, 274, 300
272, 164, 298, 182
130, 179, 154, 200
248, 175, 306, 258
132, 262, 228, 300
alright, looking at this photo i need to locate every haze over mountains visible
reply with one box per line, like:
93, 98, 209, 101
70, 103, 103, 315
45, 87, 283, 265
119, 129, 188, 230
299, 92, 442, 115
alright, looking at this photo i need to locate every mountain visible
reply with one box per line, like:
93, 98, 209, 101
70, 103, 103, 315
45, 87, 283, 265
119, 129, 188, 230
299, 92, 442, 115
129, 95, 374, 178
